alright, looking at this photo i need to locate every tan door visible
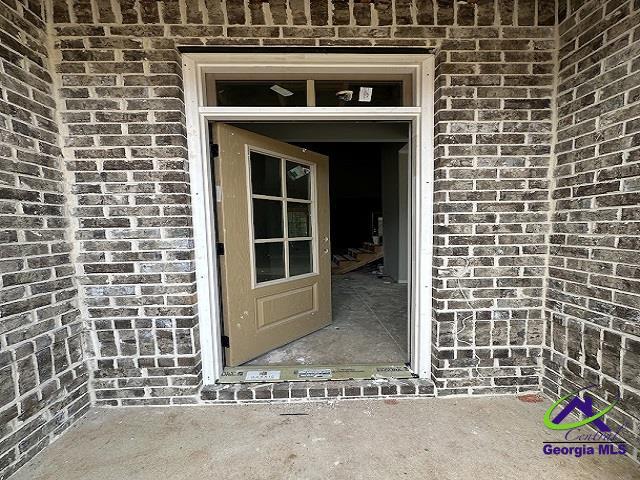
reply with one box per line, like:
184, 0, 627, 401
214, 123, 332, 366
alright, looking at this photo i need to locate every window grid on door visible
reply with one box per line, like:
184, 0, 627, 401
248, 148, 315, 285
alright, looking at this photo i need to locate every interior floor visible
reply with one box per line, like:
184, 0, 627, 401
246, 267, 408, 366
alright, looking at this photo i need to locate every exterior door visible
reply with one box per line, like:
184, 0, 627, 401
214, 123, 332, 366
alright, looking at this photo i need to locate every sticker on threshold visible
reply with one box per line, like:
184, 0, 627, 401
297, 368, 332, 379
245, 370, 281, 381
375, 366, 406, 373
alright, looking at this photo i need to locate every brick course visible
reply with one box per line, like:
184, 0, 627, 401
545, 0, 640, 463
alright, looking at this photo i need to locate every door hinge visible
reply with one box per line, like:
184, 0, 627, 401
216, 242, 225, 255
209, 143, 219, 158
221, 335, 230, 348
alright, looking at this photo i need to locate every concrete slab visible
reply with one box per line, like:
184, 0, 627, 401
10, 397, 638, 480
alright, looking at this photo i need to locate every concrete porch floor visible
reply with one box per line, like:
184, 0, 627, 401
246, 269, 408, 366
12, 397, 638, 480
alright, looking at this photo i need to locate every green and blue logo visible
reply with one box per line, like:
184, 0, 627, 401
542, 385, 627, 458
544, 385, 619, 432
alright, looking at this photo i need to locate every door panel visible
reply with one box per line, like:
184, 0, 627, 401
214, 123, 332, 366
256, 285, 316, 329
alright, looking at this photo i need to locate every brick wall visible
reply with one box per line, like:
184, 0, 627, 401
51, 0, 557, 406
544, 0, 640, 463
0, 0, 89, 478
4, 0, 640, 473
431, 9, 555, 395
3, 0, 640, 471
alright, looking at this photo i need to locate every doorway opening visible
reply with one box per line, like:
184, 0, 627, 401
182, 52, 434, 384
211, 121, 412, 382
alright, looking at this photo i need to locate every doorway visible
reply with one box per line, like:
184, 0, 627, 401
212, 122, 411, 373
182, 52, 434, 384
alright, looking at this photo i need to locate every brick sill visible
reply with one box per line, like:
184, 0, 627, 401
201, 378, 435, 403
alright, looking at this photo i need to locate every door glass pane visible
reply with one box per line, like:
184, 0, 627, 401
216, 81, 307, 107
286, 161, 310, 200
287, 202, 311, 238
289, 240, 312, 276
253, 199, 283, 239
255, 242, 285, 283
315, 81, 404, 107
251, 152, 281, 197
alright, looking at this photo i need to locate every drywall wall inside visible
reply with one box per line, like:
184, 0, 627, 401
398, 144, 409, 283
382, 143, 409, 283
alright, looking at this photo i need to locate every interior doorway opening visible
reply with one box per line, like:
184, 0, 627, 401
211, 121, 412, 380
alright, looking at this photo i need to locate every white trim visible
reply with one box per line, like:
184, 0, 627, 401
183, 53, 434, 384
411, 55, 435, 379
198, 107, 422, 119
184, 56, 224, 384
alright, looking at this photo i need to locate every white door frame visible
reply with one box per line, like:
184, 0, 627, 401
182, 53, 434, 384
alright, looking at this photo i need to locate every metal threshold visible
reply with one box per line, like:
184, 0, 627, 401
218, 364, 414, 384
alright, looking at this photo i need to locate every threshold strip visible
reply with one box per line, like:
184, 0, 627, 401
218, 364, 413, 384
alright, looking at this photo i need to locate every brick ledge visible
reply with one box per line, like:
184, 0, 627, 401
201, 378, 435, 403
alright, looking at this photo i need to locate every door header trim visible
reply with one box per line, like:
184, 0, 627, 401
178, 46, 435, 55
